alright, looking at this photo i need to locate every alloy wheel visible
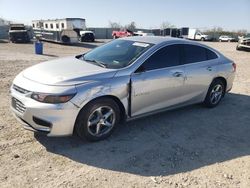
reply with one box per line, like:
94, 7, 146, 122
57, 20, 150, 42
87, 106, 116, 137
210, 84, 223, 104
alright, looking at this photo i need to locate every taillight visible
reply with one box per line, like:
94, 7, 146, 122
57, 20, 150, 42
232, 62, 236, 72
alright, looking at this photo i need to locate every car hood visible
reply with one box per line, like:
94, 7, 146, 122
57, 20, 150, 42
22, 56, 117, 86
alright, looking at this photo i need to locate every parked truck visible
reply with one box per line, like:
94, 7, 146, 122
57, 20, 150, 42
112, 29, 133, 39
187, 29, 213, 41
9, 24, 30, 43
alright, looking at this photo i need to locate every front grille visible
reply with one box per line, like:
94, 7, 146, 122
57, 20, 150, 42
12, 97, 26, 114
13, 84, 30, 94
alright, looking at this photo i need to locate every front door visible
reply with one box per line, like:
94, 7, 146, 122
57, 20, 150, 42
130, 44, 186, 117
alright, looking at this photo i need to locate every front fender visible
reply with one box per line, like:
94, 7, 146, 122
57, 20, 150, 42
71, 76, 130, 115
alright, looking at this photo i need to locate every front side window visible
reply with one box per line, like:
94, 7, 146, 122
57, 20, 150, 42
139, 44, 181, 71
82, 40, 153, 69
183, 44, 207, 64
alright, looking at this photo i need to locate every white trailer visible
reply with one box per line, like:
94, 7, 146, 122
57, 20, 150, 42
32, 18, 86, 43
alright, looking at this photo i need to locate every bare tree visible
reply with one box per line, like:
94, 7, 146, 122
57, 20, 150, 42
108, 21, 122, 29
125, 21, 136, 31
160, 21, 175, 29
237, 29, 247, 36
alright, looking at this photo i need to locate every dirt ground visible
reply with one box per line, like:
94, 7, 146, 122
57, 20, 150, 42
0, 40, 250, 188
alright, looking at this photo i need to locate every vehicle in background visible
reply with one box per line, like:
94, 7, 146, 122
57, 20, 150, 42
178, 27, 189, 38
187, 29, 213, 41
80, 30, 95, 42
162, 28, 178, 37
9, 24, 30, 43
219, 35, 236, 42
32, 18, 86, 43
236, 36, 250, 51
112, 29, 133, 39
134, 31, 155, 36
10, 37, 236, 141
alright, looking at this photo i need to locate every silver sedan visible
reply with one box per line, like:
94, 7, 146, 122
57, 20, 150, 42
10, 37, 236, 141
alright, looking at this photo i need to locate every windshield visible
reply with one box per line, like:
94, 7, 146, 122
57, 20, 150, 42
82, 39, 153, 69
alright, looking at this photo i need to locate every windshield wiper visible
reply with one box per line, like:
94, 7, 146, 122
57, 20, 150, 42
83, 58, 107, 68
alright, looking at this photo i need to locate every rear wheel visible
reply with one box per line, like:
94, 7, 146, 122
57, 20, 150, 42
75, 98, 120, 141
204, 79, 225, 108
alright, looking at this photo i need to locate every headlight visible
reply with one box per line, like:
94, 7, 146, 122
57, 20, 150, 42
31, 93, 76, 104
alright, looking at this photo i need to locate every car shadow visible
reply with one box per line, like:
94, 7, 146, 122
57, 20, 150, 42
35, 92, 250, 176
41, 54, 59, 58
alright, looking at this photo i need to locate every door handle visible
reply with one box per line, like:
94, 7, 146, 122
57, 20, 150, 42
206, 66, 212, 71
173, 72, 183, 77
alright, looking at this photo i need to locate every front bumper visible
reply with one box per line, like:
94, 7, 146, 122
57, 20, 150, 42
10, 86, 80, 136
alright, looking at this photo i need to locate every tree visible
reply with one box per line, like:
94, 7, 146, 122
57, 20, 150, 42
236, 29, 247, 36
108, 21, 122, 29
125, 21, 136, 31
160, 21, 175, 29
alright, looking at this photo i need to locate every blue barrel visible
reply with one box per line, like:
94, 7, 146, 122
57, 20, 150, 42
35, 42, 43, 55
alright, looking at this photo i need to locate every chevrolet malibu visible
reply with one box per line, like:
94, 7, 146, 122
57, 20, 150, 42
10, 37, 236, 141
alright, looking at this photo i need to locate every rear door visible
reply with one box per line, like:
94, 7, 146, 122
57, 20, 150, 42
130, 44, 186, 117
182, 44, 219, 102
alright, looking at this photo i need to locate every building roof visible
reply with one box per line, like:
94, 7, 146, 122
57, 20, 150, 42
32, 18, 85, 22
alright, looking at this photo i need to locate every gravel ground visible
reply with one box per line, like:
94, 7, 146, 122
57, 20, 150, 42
0, 40, 250, 188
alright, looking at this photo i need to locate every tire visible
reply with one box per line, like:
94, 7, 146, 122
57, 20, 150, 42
75, 98, 121, 141
61, 35, 70, 43
113, 35, 117, 39
201, 38, 205, 41
204, 79, 225, 108
219, 39, 222, 42
236, 45, 241, 51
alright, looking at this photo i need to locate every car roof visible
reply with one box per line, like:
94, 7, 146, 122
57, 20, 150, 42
121, 36, 186, 45
120, 36, 222, 57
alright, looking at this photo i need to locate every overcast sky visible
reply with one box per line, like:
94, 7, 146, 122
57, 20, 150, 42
0, 0, 249, 31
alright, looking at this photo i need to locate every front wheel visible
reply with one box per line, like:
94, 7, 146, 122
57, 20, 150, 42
204, 79, 225, 108
75, 98, 120, 141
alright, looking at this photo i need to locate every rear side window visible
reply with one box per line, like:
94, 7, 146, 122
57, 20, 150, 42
206, 49, 218, 60
183, 44, 207, 64
141, 44, 181, 71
